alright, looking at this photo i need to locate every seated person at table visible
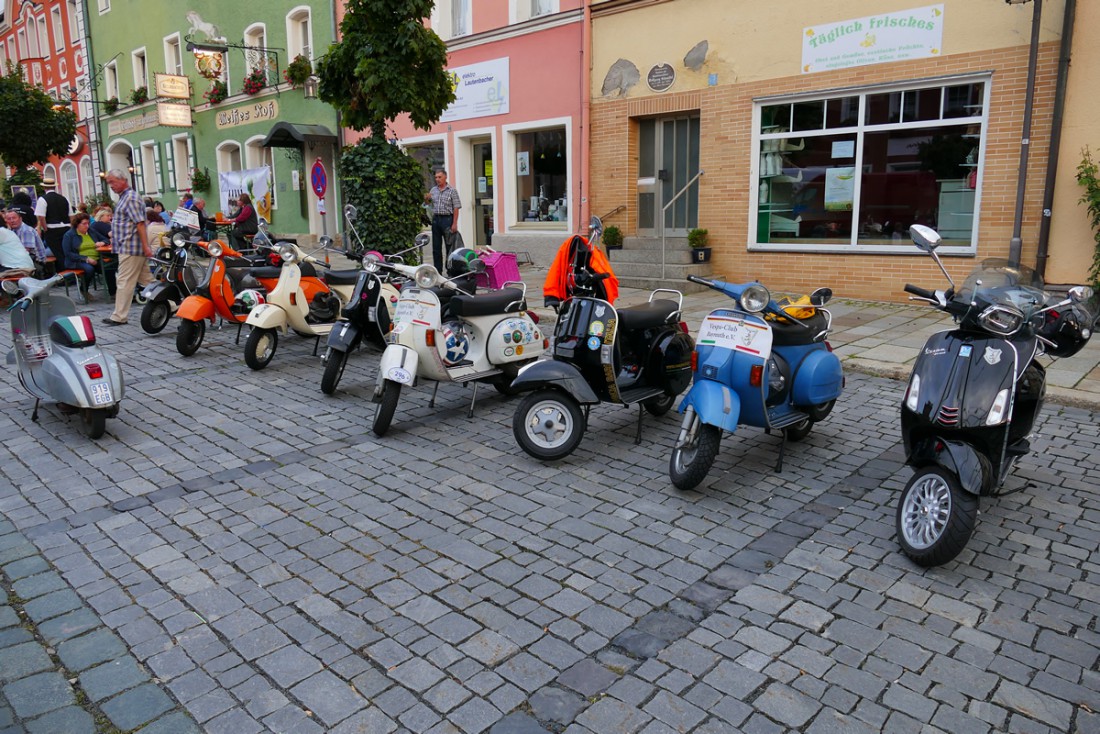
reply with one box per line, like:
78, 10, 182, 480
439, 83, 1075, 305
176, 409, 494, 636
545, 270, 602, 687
146, 207, 169, 248
61, 213, 105, 302
90, 207, 112, 242
228, 193, 258, 249
0, 225, 35, 275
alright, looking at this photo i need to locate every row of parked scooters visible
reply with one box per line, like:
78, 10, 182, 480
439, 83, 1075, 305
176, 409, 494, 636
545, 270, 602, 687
4, 212, 1095, 567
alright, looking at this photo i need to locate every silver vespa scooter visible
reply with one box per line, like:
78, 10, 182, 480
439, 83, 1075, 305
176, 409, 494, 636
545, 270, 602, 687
3, 273, 125, 438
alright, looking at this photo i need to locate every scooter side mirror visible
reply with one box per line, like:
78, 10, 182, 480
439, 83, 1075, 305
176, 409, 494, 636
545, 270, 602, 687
344, 204, 358, 222
909, 224, 942, 252
1068, 285, 1094, 303
319, 235, 334, 249
809, 287, 833, 307
589, 215, 603, 239
469, 258, 486, 274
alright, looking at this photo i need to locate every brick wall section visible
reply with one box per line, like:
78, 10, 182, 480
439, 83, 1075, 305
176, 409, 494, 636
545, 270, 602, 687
589, 43, 1060, 301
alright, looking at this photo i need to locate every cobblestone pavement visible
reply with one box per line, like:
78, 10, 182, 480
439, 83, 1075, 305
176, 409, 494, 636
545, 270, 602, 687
1, 281, 1098, 733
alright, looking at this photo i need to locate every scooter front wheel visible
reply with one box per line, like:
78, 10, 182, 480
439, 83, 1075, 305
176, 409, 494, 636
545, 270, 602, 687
372, 379, 401, 436
321, 348, 348, 395
513, 389, 586, 461
141, 300, 172, 334
81, 408, 107, 439
176, 319, 205, 356
245, 328, 278, 370
896, 467, 978, 567
669, 422, 721, 491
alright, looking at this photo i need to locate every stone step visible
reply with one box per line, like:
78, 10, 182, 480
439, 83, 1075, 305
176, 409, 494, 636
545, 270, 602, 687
608, 247, 697, 265
610, 261, 714, 280
616, 275, 712, 294
620, 236, 690, 251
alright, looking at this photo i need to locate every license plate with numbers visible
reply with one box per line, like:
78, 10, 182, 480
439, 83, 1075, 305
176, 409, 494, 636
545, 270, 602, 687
90, 382, 113, 405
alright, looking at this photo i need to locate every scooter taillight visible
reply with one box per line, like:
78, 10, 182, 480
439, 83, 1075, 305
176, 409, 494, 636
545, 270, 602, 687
529, 312, 540, 324
85, 364, 103, 379
679, 321, 689, 334
690, 351, 698, 372
749, 364, 763, 387
825, 340, 834, 352
425, 330, 436, 348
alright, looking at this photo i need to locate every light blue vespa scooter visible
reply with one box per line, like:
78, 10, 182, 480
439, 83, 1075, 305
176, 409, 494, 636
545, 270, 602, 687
669, 275, 843, 490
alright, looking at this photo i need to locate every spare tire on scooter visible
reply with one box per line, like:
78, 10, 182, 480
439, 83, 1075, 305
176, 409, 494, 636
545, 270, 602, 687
308, 291, 341, 323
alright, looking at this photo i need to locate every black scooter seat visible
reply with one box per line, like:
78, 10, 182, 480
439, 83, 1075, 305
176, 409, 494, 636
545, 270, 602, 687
248, 266, 283, 279
324, 269, 360, 286
223, 255, 254, 268
451, 288, 526, 317
770, 311, 828, 346
618, 299, 679, 332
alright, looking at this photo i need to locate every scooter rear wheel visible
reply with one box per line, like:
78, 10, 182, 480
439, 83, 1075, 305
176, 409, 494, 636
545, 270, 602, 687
784, 418, 813, 442
81, 408, 106, 439
896, 467, 978, 567
245, 328, 278, 370
513, 389, 585, 461
372, 379, 401, 436
643, 394, 675, 417
176, 319, 205, 356
321, 348, 348, 395
669, 423, 721, 491
141, 300, 171, 334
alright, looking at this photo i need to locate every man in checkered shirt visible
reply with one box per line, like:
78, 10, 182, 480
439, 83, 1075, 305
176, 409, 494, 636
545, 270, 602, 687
102, 170, 152, 326
425, 169, 461, 272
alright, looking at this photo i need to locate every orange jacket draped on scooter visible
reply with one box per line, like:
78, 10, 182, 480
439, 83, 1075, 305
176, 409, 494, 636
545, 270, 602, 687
544, 234, 619, 305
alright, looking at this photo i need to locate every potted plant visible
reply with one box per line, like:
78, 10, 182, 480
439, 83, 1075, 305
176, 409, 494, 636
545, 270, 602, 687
283, 54, 312, 88
603, 225, 623, 251
203, 80, 228, 105
688, 227, 711, 263
130, 86, 149, 105
242, 67, 266, 96
103, 96, 119, 114
191, 167, 211, 193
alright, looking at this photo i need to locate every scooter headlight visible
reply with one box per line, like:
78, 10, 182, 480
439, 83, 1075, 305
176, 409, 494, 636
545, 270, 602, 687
740, 284, 770, 313
414, 265, 438, 288
905, 373, 921, 412
277, 244, 298, 264
986, 388, 1010, 425
207, 241, 223, 258
362, 253, 382, 273
978, 304, 1024, 336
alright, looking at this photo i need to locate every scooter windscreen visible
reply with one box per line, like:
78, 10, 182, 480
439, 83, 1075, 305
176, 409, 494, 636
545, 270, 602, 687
952, 259, 1046, 334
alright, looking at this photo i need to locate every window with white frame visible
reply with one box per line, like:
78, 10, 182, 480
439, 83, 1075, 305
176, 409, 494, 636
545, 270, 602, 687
140, 142, 159, 195
244, 24, 274, 84
286, 8, 312, 61
36, 14, 48, 56
0, 43, 7, 69
17, 28, 29, 60
245, 136, 275, 209
51, 8, 64, 53
164, 34, 183, 76
753, 77, 988, 253
104, 60, 118, 100
172, 135, 191, 191
217, 141, 242, 176
60, 160, 80, 204
512, 125, 568, 228
97, 0, 109, 14
132, 49, 147, 91
67, 0, 78, 44
452, 0, 470, 37
79, 157, 94, 199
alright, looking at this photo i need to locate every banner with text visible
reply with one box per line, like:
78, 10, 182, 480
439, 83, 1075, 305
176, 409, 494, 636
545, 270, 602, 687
440, 57, 509, 123
218, 166, 272, 223
802, 5, 944, 74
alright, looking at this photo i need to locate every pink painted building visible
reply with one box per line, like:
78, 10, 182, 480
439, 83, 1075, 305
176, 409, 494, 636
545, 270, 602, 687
347, 1, 587, 257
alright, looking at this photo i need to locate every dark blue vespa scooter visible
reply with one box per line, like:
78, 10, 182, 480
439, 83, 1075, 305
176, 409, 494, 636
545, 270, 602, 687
668, 276, 844, 490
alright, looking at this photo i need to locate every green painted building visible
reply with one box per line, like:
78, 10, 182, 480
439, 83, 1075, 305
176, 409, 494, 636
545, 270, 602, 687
86, 0, 341, 240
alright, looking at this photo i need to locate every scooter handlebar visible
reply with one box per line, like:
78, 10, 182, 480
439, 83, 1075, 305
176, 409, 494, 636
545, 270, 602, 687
687, 274, 715, 288
904, 284, 937, 301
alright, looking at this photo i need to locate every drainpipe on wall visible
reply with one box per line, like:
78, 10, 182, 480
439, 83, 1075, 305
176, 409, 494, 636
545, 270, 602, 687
1034, 0, 1075, 280
579, 0, 592, 231
1007, 0, 1042, 267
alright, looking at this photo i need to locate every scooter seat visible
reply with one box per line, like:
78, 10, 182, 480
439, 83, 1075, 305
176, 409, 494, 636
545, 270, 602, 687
248, 266, 283, 279
450, 288, 526, 317
223, 255, 254, 268
324, 269, 360, 286
770, 311, 828, 346
618, 299, 679, 332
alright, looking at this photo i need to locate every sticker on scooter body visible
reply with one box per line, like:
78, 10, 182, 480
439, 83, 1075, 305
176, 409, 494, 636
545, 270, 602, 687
959, 345, 972, 358
91, 382, 113, 405
698, 314, 772, 358
387, 366, 413, 384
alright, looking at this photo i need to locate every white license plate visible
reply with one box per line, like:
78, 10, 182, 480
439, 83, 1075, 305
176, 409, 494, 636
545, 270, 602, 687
386, 366, 413, 384
90, 382, 113, 405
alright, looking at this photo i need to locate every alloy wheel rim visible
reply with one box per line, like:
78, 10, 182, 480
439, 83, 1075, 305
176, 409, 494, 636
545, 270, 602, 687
526, 401, 572, 449
901, 474, 952, 550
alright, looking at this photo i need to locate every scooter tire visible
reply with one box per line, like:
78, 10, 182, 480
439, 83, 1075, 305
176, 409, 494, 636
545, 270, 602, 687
81, 408, 107, 439
513, 389, 586, 461
132, 287, 149, 306
784, 418, 813, 442
669, 423, 721, 491
896, 467, 978, 567
643, 393, 675, 417
176, 319, 205, 356
807, 399, 836, 423
321, 348, 348, 395
245, 328, 278, 370
141, 300, 172, 334
372, 380, 401, 436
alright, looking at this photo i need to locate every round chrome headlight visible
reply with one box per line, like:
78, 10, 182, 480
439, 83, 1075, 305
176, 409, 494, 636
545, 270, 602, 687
277, 244, 297, 264
363, 253, 382, 273
978, 304, 1024, 336
740, 284, 771, 313
414, 265, 437, 288
207, 242, 223, 258
171, 231, 188, 247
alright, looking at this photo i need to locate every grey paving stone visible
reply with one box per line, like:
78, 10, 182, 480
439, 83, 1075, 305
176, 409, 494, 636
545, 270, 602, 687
488, 712, 551, 734
448, 696, 502, 734
79, 655, 148, 701
330, 706, 399, 734
461, 630, 520, 665
557, 659, 620, 698
36, 608, 102, 645
753, 681, 822, 729
390, 657, 446, 692
256, 644, 322, 688
575, 695, 651, 733
56, 628, 128, 672
24, 705, 95, 734
2, 671, 73, 719
0, 641, 53, 681
100, 682, 176, 731
21, 589, 83, 623
291, 670, 368, 726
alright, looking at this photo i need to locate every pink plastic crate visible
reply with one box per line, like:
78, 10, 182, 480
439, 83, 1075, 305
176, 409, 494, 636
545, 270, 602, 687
476, 251, 521, 289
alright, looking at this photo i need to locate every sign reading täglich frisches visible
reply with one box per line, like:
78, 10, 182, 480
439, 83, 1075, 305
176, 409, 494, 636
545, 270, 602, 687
802, 4, 944, 74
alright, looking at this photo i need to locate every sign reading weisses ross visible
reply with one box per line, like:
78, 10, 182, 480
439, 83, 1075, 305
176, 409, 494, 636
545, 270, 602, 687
802, 4, 944, 74
440, 58, 509, 123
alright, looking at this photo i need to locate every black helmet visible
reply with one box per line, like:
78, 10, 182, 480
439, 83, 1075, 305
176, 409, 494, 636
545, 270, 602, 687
446, 247, 478, 277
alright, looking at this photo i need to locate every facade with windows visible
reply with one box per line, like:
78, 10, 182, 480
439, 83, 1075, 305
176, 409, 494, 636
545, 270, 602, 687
0, 0, 98, 205
365, 0, 584, 257
588, 0, 1091, 299
86, 0, 340, 239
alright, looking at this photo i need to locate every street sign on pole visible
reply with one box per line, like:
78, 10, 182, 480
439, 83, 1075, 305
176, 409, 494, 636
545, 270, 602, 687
311, 158, 327, 200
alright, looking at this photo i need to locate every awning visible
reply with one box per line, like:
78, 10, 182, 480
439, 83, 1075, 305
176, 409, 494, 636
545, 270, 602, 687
260, 122, 336, 148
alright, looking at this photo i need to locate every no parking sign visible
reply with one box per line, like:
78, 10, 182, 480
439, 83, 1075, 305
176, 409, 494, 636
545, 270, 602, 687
310, 158, 327, 199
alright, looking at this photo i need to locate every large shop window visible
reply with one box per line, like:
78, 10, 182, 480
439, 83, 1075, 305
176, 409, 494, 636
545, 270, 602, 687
514, 127, 567, 228
754, 78, 988, 253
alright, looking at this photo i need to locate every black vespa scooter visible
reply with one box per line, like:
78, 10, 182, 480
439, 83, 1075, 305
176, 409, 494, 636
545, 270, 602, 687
897, 224, 1094, 567
510, 217, 695, 460
139, 228, 208, 334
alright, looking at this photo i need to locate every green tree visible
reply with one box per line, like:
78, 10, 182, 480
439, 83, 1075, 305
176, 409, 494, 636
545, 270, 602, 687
340, 136, 426, 257
0, 64, 78, 170
316, 0, 455, 140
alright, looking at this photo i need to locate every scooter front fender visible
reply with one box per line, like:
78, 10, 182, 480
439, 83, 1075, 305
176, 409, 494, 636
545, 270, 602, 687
245, 303, 288, 333
908, 437, 987, 496
142, 281, 178, 303
326, 321, 361, 352
511, 359, 600, 403
176, 295, 215, 323
678, 380, 741, 434
377, 344, 418, 387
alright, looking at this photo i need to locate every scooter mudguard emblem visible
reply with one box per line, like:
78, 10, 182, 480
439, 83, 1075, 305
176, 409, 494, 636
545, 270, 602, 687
679, 381, 742, 434
983, 347, 1001, 365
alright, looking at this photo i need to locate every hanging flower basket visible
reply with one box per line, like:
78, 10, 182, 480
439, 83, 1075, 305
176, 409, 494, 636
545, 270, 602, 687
191, 167, 211, 193
203, 81, 228, 105
130, 86, 149, 105
242, 67, 266, 96
283, 54, 312, 88
103, 96, 119, 114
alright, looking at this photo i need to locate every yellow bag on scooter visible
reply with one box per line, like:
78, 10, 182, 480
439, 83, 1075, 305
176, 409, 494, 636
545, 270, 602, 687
766, 295, 816, 323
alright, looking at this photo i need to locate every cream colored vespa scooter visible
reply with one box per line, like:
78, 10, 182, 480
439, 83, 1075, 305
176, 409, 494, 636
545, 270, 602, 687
242, 232, 359, 370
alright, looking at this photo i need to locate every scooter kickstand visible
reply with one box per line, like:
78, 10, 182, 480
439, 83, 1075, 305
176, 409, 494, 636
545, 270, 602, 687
31, 399, 40, 422
468, 382, 480, 418
775, 431, 787, 473
634, 403, 644, 444
235, 322, 244, 345
429, 382, 440, 408
312, 335, 321, 357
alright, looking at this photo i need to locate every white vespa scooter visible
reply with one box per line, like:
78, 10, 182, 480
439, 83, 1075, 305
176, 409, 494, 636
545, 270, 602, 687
3, 274, 124, 438
368, 251, 547, 436
242, 229, 359, 370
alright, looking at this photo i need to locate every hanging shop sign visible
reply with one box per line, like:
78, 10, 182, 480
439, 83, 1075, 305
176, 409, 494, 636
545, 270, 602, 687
646, 64, 676, 92
440, 57, 509, 123
214, 99, 279, 130
155, 73, 190, 100
157, 102, 193, 128
802, 4, 944, 74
